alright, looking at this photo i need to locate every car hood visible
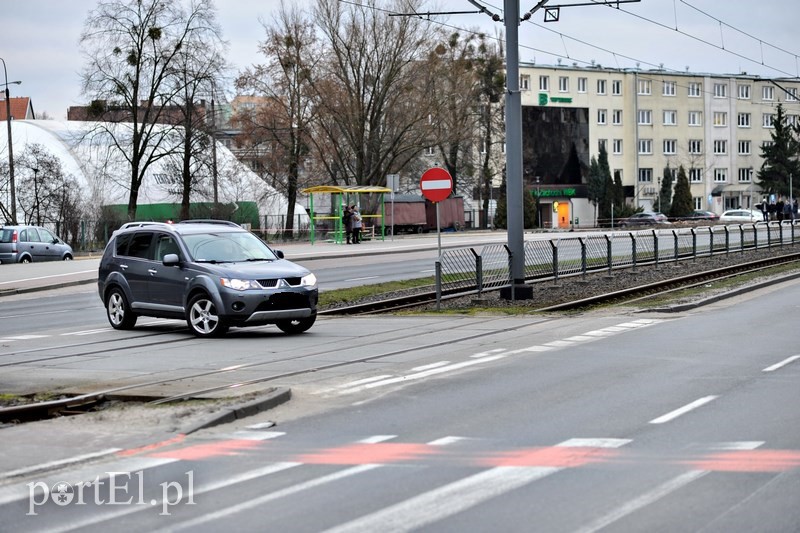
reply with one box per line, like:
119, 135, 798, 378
199, 259, 310, 279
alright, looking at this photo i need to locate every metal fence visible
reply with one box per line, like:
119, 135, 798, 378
435, 221, 800, 306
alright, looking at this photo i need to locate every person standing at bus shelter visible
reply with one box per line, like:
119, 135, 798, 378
342, 205, 353, 244
351, 205, 362, 244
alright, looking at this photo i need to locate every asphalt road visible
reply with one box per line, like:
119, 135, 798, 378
0, 274, 798, 531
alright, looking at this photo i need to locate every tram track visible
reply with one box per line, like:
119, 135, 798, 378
3, 251, 799, 424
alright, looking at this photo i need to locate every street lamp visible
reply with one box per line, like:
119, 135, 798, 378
1, 57, 22, 224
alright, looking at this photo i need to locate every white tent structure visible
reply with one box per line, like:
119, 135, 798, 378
0, 120, 308, 230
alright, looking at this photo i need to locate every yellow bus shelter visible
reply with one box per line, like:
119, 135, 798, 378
301, 185, 392, 244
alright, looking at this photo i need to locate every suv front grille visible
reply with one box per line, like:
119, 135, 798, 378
257, 277, 302, 288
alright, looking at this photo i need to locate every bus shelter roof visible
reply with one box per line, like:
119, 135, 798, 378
301, 185, 392, 194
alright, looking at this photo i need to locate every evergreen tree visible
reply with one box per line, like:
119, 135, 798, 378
598, 144, 613, 221
656, 165, 674, 214
523, 189, 537, 229
586, 155, 603, 223
758, 104, 800, 197
670, 165, 693, 218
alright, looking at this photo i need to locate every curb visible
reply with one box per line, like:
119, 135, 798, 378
181, 387, 292, 435
649, 271, 800, 313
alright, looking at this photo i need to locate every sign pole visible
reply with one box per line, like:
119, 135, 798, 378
436, 201, 442, 257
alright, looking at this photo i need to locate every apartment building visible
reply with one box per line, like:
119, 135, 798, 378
518, 63, 799, 220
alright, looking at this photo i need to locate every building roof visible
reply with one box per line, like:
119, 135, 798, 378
0, 96, 35, 120
302, 185, 392, 194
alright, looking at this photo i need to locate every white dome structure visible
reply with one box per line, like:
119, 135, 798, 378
0, 119, 308, 230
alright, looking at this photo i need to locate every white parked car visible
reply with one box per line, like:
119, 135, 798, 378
718, 209, 763, 224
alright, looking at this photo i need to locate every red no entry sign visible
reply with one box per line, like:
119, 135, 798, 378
420, 167, 453, 202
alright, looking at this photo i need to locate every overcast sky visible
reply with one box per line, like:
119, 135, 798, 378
2, 0, 798, 120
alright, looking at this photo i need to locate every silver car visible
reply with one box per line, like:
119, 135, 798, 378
0, 225, 74, 264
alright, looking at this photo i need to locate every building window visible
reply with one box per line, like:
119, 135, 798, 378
638, 109, 652, 125
520, 74, 530, 90
762, 85, 774, 100
763, 113, 775, 128
663, 110, 677, 126
612, 109, 622, 125
713, 112, 727, 127
663, 81, 676, 96
612, 139, 623, 154
598, 139, 607, 152
539, 75, 549, 91
738, 84, 751, 99
663, 139, 677, 154
787, 88, 798, 101
713, 140, 727, 155
714, 168, 728, 182
689, 168, 703, 183
688, 82, 702, 97
638, 139, 653, 154
763, 140, 775, 150
612, 79, 622, 95
787, 114, 799, 126
577, 77, 587, 93
637, 79, 651, 95
559, 76, 569, 92
688, 111, 702, 126
738, 168, 753, 182
713, 83, 727, 98
688, 139, 703, 154
597, 79, 607, 95
597, 108, 607, 124
738, 113, 751, 127
638, 168, 653, 183
738, 140, 751, 155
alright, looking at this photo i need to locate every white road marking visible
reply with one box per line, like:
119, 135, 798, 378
223, 431, 286, 441
412, 361, 451, 371
649, 396, 718, 424
161, 464, 382, 533
345, 276, 380, 282
427, 436, 468, 446
707, 441, 764, 450
3, 334, 48, 340
61, 328, 108, 336
337, 375, 395, 388
0, 270, 96, 285
358, 435, 397, 444
763, 355, 800, 372
559, 438, 631, 448
574, 470, 710, 533
338, 355, 506, 394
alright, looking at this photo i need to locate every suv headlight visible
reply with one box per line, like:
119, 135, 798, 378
301, 273, 317, 287
220, 278, 261, 291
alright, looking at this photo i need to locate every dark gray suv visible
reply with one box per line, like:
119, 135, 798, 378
98, 221, 318, 337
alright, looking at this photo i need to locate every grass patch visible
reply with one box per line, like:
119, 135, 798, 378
319, 277, 434, 307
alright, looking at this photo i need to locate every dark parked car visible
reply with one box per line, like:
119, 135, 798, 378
97, 220, 318, 337
687, 210, 720, 221
619, 212, 671, 228
0, 225, 74, 264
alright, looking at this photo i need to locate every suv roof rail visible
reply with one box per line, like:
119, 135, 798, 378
177, 219, 241, 227
118, 222, 174, 230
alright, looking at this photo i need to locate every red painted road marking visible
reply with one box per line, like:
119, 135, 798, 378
148, 439, 262, 460
298, 443, 440, 465
481, 446, 621, 468
687, 450, 800, 472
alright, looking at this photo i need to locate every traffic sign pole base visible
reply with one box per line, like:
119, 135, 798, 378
500, 283, 534, 301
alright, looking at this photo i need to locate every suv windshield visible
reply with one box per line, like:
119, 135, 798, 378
182, 231, 278, 263
0, 229, 12, 243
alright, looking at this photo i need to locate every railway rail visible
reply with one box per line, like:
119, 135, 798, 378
2, 252, 799, 424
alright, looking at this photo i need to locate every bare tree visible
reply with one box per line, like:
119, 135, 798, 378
79, 0, 221, 221
234, 2, 319, 239
310, 0, 436, 196
16, 144, 85, 235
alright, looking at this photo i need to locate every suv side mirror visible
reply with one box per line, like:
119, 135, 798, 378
162, 253, 180, 266
274, 250, 285, 259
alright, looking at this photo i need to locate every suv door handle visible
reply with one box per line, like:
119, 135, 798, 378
148, 269, 158, 275
119, 264, 128, 270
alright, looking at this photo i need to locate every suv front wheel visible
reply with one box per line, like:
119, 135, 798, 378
106, 288, 138, 329
187, 293, 229, 337
276, 313, 317, 335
